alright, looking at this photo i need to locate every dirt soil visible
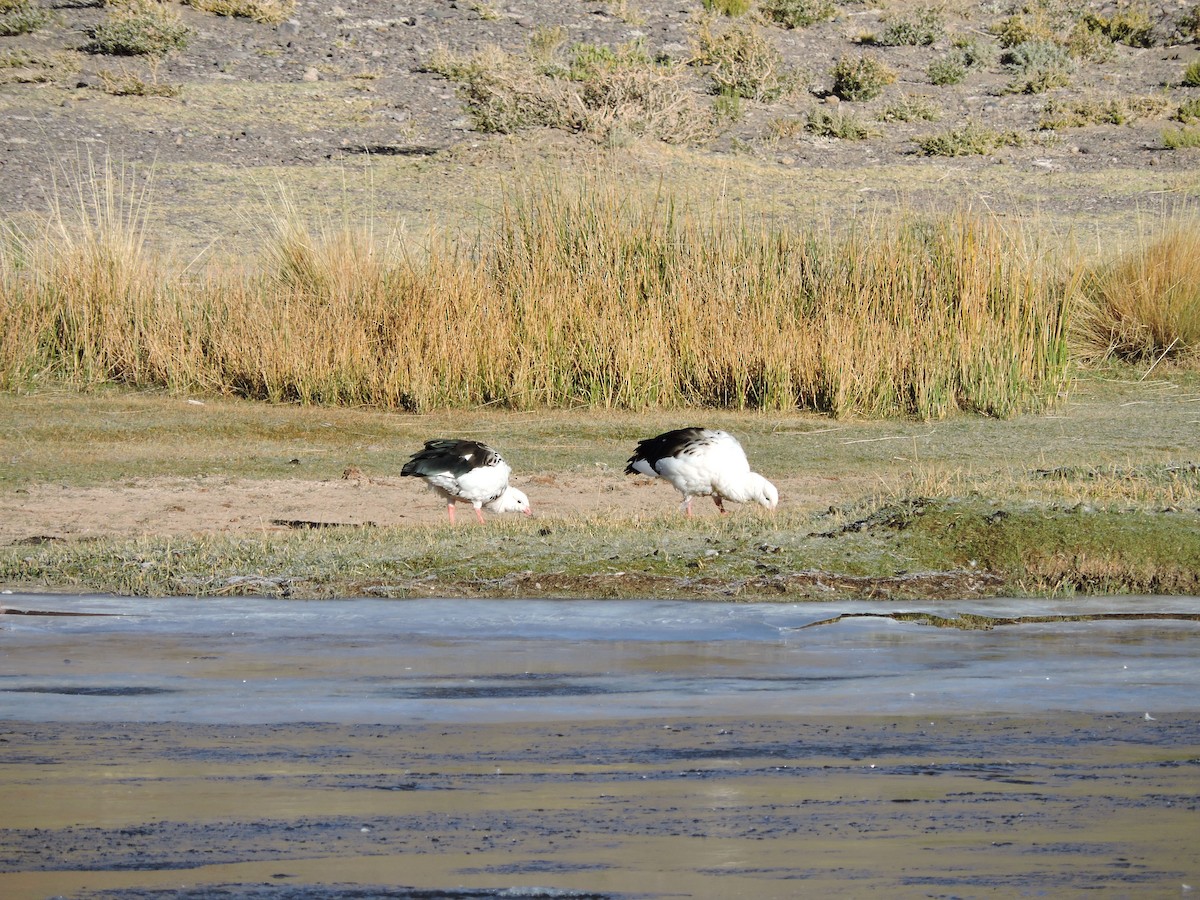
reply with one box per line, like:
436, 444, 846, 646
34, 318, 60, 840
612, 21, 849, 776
0, 469, 848, 541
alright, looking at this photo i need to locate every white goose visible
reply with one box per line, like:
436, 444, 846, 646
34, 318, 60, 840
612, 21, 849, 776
625, 427, 779, 517
401, 439, 531, 524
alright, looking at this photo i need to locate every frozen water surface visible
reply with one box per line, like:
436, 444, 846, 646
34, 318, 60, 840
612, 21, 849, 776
3, 594, 1198, 724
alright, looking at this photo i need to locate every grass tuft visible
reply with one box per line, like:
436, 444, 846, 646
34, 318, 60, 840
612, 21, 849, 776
0, 0, 52, 36
427, 38, 720, 144
1074, 226, 1200, 365
85, 0, 190, 56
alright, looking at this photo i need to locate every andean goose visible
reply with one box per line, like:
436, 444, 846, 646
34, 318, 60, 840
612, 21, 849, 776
401, 439, 531, 524
625, 427, 779, 517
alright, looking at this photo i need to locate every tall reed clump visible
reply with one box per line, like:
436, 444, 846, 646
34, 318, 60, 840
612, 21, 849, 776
1074, 225, 1200, 366
188, 208, 512, 409
0, 157, 199, 392
1, 169, 1075, 417
485, 180, 1073, 417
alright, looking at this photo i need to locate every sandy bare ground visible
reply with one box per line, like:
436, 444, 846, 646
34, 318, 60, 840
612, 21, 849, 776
0, 471, 848, 543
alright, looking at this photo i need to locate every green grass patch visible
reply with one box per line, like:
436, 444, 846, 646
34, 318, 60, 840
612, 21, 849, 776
1183, 59, 1200, 88
805, 108, 878, 139
1163, 125, 1200, 148
3, 499, 1196, 599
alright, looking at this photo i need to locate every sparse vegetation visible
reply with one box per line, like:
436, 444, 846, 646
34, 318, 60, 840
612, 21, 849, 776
929, 36, 999, 85
1181, 4, 1200, 40
426, 37, 720, 144
759, 0, 837, 29
703, 0, 752, 15
1081, 2, 1156, 48
1175, 97, 1200, 123
928, 55, 966, 85
805, 107, 877, 139
1038, 95, 1168, 129
878, 93, 941, 122
85, 0, 190, 56
916, 121, 1025, 155
184, 0, 296, 25
829, 54, 896, 101
97, 64, 182, 97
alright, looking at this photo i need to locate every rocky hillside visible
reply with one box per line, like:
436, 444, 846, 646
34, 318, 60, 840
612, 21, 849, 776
2, 0, 1199, 250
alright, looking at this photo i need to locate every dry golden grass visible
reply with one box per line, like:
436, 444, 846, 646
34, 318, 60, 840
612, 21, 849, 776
6, 161, 1180, 419
1075, 227, 1200, 365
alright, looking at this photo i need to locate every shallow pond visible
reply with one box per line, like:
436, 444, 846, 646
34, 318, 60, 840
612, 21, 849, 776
2, 594, 1199, 898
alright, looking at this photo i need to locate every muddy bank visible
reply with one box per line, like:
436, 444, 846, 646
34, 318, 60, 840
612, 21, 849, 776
2, 595, 1199, 897
2, 713, 1199, 899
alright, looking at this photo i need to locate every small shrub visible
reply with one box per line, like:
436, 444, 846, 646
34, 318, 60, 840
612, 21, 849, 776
86, 1, 190, 56
0, 0, 52, 36
183, 0, 295, 24
1038, 95, 1168, 128
868, 6, 943, 46
805, 108, 878, 139
692, 22, 797, 101
1064, 23, 1115, 62
1003, 39, 1075, 93
928, 56, 966, 85
1162, 125, 1200, 148
428, 40, 720, 144
916, 121, 1025, 156
1184, 59, 1200, 88
830, 54, 896, 101
879, 93, 941, 122
1081, 3, 1156, 48
951, 36, 999, 70
606, 0, 647, 26
1175, 97, 1200, 123
759, 0, 836, 29
703, 0, 752, 15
